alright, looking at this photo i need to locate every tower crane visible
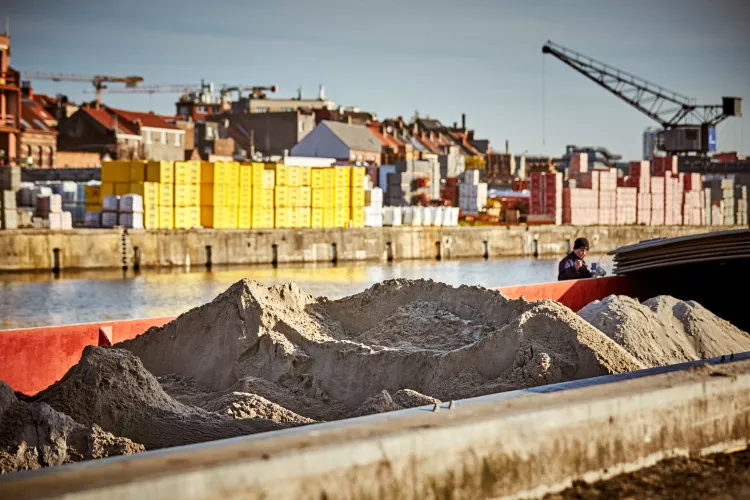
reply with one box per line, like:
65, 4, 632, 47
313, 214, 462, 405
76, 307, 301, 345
21, 72, 144, 108
90, 82, 278, 100
542, 41, 742, 169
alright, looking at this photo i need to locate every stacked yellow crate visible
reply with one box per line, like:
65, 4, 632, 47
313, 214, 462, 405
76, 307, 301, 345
174, 161, 200, 229
146, 161, 175, 229
237, 163, 254, 229
101, 160, 130, 198
274, 163, 290, 229
225, 161, 239, 229
252, 165, 275, 228
84, 185, 102, 212
350, 166, 366, 228
333, 166, 351, 228
128, 161, 159, 229
201, 161, 228, 229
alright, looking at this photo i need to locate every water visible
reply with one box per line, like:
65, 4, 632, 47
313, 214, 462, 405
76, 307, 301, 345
0, 255, 612, 329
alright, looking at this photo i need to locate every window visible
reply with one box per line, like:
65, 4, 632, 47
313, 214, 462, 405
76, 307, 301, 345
152, 131, 162, 144
175, 133, 182, 147
255, 107, 269, 113
37, 146, 43, 167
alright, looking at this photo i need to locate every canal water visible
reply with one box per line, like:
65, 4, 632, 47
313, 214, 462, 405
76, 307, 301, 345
0, 255, 613, 329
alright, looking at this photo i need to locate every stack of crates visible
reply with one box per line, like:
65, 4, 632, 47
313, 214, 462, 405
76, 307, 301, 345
84, 185, 102, 214
146, 161, 175, 229
100, 161, 131, 198
311, 167, 334, 228
253, 164, 275, 228
350, 166, 366, 228
128, 161, 160, 229
174, 161, 200, 229
237, 163, 254, 229
274, 163, 290, 228
201, 161, 238, 229
333, 166, 351, 228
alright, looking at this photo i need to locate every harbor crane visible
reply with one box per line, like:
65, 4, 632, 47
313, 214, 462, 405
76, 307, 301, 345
21, 71, 144, 108
542, 41, 742, 169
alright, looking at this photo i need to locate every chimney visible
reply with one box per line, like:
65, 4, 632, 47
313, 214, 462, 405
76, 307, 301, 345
21, 82, 33, 99
505, 139, 509, 155
453, 122, 458, 129
461, 113, 466, 130
319, 84, 325, 100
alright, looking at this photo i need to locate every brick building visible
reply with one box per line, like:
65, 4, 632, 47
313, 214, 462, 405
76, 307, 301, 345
0, 34, 21, 164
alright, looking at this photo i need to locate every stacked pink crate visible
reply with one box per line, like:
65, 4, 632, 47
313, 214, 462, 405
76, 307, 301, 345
628, 161, 651, 193
569, 153, 589, 175
683, 191, 703, 225
652, 156, 678, 177
637, 193, 652, 224
683, 173, 704, 226
563, 188, 599, 225
576, 171, 600, 190
615, 187, 638, 225
650, 176, 665, 225
597, 168, 617, 225
530, 171, 563, 224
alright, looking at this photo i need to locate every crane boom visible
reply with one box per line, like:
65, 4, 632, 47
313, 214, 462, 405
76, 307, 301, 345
542, 41, 732, 128
21, 71, 144, 107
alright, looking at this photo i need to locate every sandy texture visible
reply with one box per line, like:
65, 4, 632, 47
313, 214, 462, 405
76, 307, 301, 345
578, 295, 750, 368
32, 347, 284, 450
0, 381, 143, 474
158, 375, 314, 424
119, 279, 643, 418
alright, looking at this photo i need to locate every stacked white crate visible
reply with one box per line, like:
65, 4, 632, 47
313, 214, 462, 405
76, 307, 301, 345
118, 194, 144, 229
459, 170, 488, 214
101, 195, 120, 228
383, 206, 403, 226
364, 187, 383, 227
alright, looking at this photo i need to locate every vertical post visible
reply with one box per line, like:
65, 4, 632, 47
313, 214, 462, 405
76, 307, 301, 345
205, 245, 212, 270
435, 241, 442, 261
133, 246, 141, 271
271, 244, 278, 267
331, 243, 338, 264
482, 240, 489, 260
386, 242, 394, 262
52, 248, 60, 273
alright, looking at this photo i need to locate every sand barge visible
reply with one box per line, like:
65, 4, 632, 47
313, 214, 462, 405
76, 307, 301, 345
0, 381, 143, 474
31, 347, 284, 450
118, 279, 643, 417
579, 295, 750, 368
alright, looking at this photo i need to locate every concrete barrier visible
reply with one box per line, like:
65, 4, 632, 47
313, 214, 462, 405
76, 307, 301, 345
3, 357, 749, 499
0, 225, 736, 272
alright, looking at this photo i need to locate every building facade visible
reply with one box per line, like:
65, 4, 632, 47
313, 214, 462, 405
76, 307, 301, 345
0, 34, 21, 164
290, 120, 382, 164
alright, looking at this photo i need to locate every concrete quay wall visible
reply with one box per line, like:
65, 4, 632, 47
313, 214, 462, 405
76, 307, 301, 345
0, 225, 737, 272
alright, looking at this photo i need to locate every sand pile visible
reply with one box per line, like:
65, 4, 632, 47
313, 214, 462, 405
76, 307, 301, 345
158, 374, 315, 424
31, 347, 284, 450
0, 381, 142, 474
578, 295, 750, 368
119, 279, 643, 417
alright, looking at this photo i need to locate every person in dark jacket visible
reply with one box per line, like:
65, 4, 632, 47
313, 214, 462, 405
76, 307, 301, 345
558, 237, 593, 281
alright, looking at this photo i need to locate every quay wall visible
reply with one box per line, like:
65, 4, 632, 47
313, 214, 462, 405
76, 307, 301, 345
0, 225, 737, 272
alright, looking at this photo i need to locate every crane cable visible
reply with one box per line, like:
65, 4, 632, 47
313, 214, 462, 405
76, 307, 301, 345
542, 52, 546, 148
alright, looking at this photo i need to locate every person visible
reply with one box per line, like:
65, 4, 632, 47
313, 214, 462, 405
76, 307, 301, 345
558, 237, 593, 281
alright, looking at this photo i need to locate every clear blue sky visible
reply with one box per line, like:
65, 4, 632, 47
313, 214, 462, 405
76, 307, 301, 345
5, 0, 749, 160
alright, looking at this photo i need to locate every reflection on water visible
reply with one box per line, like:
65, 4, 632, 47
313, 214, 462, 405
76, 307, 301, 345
0, 255, 612, 329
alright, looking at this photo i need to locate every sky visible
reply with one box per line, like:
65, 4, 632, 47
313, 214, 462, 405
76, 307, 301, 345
4, 0, 750, 160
